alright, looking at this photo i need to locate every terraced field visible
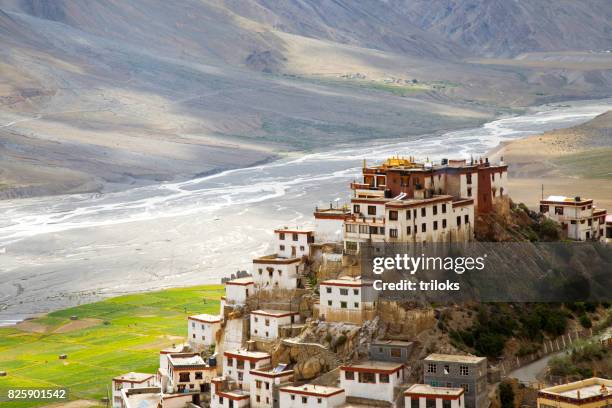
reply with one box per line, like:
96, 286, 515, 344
0, 285, 223, 407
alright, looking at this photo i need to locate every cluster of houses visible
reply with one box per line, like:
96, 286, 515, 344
111, 156, 609, 408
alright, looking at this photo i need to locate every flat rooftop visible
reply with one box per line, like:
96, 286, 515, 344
225, 349, 271, 360
168, 354, 206, 366
542, 195, 592, 204
540, 378, 612, 400
280, 384, 344, 397
226, 277, 254, 285
341, 360, 404, 372
113, 372, 154, 383
371, 339, 413, 347
424, 353, 486, 364
406, 384, 464, 397
189, 313, 221, 323
321, 276, 372, 287
251, 309, 299, 317
253, 253, 301, 262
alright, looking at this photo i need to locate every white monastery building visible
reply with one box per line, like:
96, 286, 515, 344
165, 353, 215, 394
540, 195, 607, 241
223, 277, 255, 306
340, 361, 405, 404
188, 314, 221, 349
210, 377, 250, 408
405, 384, 465, 408
112, 372, 156, 408
249, 364, 294, 407
274, 227, 314, 258
279, 384, 346, 408
318, 276, 376, 324
253, 254, 303, 291
223, 349, 272, 391
250, 309, 301, 341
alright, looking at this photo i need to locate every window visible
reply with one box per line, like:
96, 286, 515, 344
256, 380, 262, 388
442, 203, 447, 213
459, 365, 469, 376
442, 219, 447, 229
265, 382, 270, 390
302, 397, 307, 403
354, 302, 359, 308
380, 374, 389, 383
443, 400, 451, 408
406, 211, 411, 220
345, 371, 354, 380
411, 397, 419, 408
265, 319, 270, 326
317, 398, 322, 404
340, 288, 348, 295
467, 187, 472, 197
359, 224, 369, 234
325, 287, 332, 294
444, 365, 450, 375
427, 363, 437, 373
354, 204, 360, 213
292, 233, 298, 241
353, 289, 359, 295
191, 322, 195, 328
346, 224, 356, 233
179, 372, 190, 382
358, 372, 376, 383
466, 173, 472, 184
390, 228, 398, 238
389, 210, 398, 220
192, 334, 196, 339
279, 233, 285, 240
290, 395, 295, 401
256, 396, 261, 402
461, 383, 469, 392
457, 216, 461, 227
327, 300, 332, 306
340, 301, 347, 309
421, 207, 426, 217
414, 209, 418, 219
426, 398, 436, 408
433, 205, 438, 215
422, 223, 426, 233
433, 221, 438, 231
391, 348, 402, 358
465, 214, 469, 224
407, 226, 411, 235
368, 205, 376, 215
555, 206, 563, 215
300, 245, 305, 251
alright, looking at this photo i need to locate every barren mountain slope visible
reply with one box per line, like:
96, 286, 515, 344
1, 0, 611, 198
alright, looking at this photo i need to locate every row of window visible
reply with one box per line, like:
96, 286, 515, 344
388, 204, 450, 221
344, 370, 399, 383
288, 394, 324, 404
427, 363, 470, 376
326, 300, 360, 309
345, 224, 385, 235
178, 371, 204, 382
410, 397, 457, 408
278, 232, 300, 241
325, 287, 360, 296
389, 215, 469, 237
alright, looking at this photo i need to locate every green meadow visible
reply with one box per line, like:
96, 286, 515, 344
0, 285, 224, 407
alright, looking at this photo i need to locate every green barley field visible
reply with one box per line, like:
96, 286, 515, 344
0, 285, 224, 407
